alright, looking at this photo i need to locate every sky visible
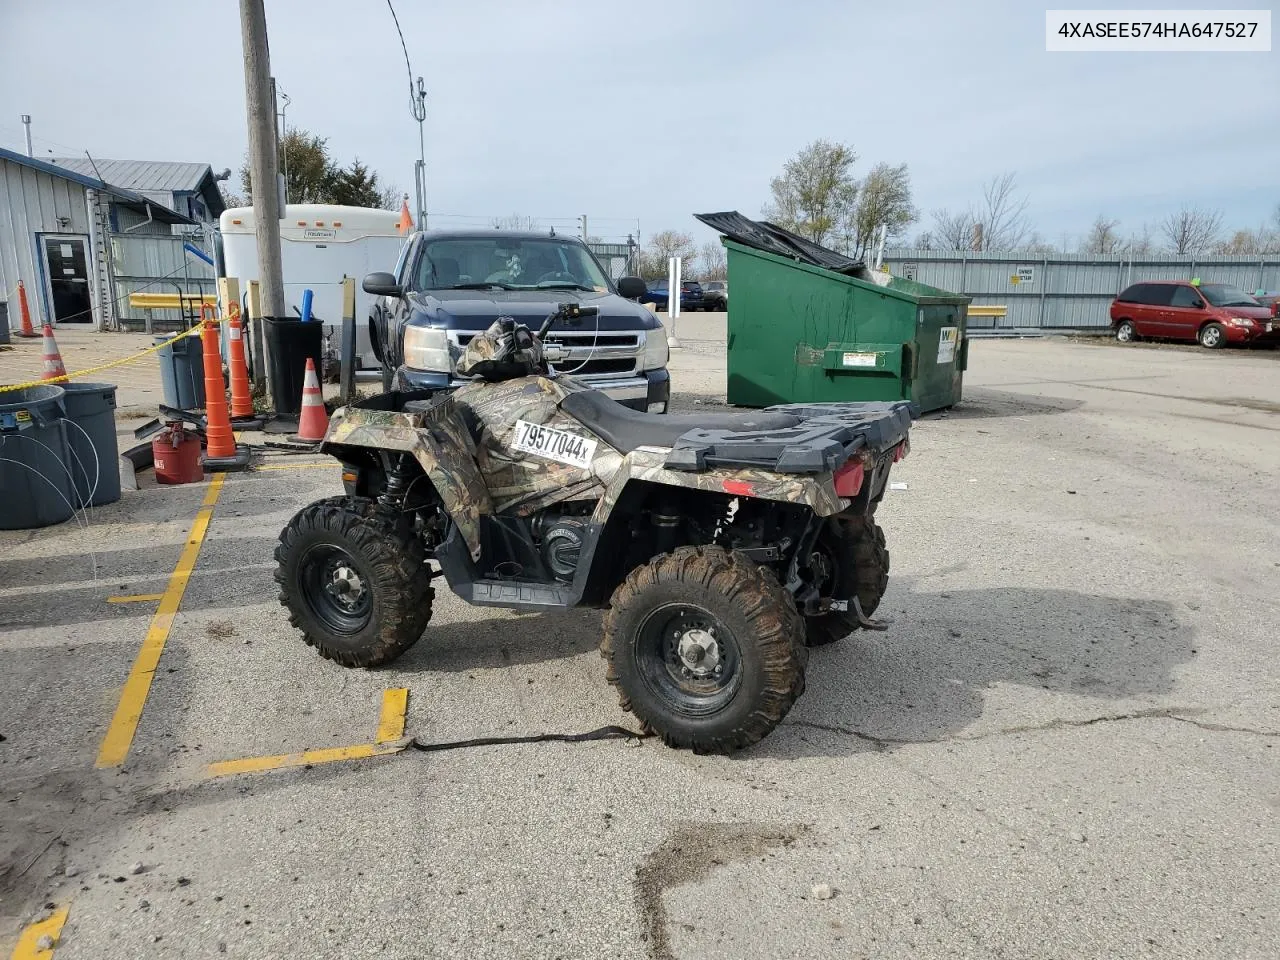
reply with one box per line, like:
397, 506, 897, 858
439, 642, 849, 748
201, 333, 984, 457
1, 0, 1277, 251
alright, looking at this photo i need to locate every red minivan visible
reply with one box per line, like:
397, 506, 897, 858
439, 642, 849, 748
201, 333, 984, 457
1109, 280, 1278, 349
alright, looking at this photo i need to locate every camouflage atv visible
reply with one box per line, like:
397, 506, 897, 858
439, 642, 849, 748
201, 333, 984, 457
275, 304, 914, 752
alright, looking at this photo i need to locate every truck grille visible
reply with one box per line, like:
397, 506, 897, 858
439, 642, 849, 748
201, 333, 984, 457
453, 330, 641, 379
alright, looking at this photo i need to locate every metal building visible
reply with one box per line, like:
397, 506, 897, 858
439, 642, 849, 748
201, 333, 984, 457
881, 250, 1280, 330
48, 157, 227, 224
0, 147, 197, 331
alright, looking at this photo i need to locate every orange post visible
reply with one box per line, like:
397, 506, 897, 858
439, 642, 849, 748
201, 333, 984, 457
200, 317, 238, 459
226, 309, 255, 419
16, 280, 38, 337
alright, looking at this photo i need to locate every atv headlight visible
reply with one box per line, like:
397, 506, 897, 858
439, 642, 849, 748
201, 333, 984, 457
642, 326, 669, 371
403, 326, 451, 372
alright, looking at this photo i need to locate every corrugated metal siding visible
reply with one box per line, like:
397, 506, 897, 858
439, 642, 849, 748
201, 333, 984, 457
0, 157, 93, 325
883, 250, 1280, 329
111, 234, 216, 328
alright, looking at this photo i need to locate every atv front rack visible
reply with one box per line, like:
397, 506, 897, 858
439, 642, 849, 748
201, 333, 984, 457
664, 401, 915, 473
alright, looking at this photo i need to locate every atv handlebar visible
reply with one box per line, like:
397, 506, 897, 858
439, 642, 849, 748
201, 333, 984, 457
537, 303, 600, 339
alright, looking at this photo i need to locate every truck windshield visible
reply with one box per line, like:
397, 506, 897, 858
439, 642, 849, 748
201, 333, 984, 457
1199, 284, 1258, 307
414, 238, 611, 292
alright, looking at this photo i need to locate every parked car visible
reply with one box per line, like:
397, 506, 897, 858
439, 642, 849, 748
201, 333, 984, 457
702, 280, 728, 310
1109, 280, 1279, 349
364, 230, 670, 412
1253, 291, 1280, 314
643, 279, 706, 312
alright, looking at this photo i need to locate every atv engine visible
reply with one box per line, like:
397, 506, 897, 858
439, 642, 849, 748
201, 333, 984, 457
532, 511, 590, 582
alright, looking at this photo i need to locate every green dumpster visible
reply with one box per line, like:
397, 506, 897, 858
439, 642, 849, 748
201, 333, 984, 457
724, 239, 970, 412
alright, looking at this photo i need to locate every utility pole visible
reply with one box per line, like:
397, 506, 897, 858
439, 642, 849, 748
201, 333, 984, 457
20, 115, 32, 157
579, 215, 588, 241
239, 0, 286, 318
413, 77, 427, 231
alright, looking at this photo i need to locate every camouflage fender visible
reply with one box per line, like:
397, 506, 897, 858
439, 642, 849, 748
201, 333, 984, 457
589, 447, 850, 526
322, 397, 491, 560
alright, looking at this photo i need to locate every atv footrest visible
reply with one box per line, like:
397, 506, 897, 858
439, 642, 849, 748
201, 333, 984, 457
464, 579, 575, 609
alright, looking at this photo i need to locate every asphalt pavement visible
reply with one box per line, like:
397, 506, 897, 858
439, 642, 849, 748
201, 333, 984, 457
2, 319, 1277, 959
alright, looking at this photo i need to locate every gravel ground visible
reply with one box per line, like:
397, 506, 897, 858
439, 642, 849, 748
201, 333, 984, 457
2, 317, 1277, 959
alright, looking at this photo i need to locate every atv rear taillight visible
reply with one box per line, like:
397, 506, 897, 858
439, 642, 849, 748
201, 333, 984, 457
893, 440, 910, 463
833, 460, 864, 497
722, 480, 756, 497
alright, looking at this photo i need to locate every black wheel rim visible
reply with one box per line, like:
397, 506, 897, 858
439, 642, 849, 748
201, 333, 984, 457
636, 602, 742, 717
299, 543, 373, 635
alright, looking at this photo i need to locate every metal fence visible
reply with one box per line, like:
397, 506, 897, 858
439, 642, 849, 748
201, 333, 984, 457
587, 241, 639, 280
881, 250, 1280, 329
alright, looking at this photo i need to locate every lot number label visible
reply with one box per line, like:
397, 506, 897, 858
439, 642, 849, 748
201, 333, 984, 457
511, 420, 598, 469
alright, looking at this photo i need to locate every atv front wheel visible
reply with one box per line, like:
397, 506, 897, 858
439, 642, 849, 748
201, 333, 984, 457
275, 496, 434, 667
804, 516, 889, 647
601, 546, 806, 752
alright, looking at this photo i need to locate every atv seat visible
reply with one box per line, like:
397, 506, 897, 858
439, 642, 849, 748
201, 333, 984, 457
560, 389, 801, 453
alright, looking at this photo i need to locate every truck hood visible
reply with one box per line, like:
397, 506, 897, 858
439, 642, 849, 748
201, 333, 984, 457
405, 289, 659, 332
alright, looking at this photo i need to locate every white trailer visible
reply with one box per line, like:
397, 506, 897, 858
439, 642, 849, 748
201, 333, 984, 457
218, 204, 406, 369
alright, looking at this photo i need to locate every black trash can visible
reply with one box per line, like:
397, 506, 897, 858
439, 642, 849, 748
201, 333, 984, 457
265, 318, 323, 418
154, 330, 206, 410
0, 385, 75, 530
0, 301, 10, 345
61, 382, 120, 507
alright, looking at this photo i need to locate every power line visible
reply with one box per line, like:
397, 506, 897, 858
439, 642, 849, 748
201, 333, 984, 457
384, 0, 422, 123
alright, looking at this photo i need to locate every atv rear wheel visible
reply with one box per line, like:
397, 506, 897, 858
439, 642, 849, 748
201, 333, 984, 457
804, 516, 889, 647
275, 496, 434, 667
601, 546, 806, 753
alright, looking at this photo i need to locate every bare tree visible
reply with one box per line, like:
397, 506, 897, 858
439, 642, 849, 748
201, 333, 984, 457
1024, 232, 1058, 257
491, 213, 539, 231
977, 172, 1031, 251
1124, 225, 1155, 257
640, 229, 698, 280
1160, 205, 1223, 254
699, 241, 727, 281
762, 140, 859, 245
1214, 226, 1280, 255
1083, 215, 1122, 254
931, 208, 976, 251
835, 161, 916, 259
913, 231, 935, 250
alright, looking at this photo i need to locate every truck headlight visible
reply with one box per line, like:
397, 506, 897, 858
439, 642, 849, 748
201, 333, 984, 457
642, 325, 669, 371
403, 326, 451, 372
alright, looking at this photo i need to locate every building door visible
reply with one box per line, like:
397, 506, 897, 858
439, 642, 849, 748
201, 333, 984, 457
42, 236, 93, 323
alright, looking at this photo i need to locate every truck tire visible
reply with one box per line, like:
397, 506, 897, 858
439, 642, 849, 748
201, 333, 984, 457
601, 546, 806, 753
275, 496, 434, 667
804, 515, 889, 647
1198, 322, 1226, 349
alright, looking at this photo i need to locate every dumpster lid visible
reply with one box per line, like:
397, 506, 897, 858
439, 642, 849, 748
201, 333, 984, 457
694, 211, 865, 275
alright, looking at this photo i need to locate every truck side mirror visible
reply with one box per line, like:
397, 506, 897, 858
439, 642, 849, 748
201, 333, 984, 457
363, 272, 402, 297
616, 276, 647, 300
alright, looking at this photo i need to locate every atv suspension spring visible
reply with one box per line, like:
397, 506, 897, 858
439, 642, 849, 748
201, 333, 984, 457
378, 453, 417, 512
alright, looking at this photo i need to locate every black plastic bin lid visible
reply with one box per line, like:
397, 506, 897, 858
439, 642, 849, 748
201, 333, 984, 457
694, 211, 866, 275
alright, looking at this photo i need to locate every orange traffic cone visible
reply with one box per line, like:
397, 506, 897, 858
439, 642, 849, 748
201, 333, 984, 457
226, 313, 261, 426
295, 358, 329, 442
199, 318, 250, 469
16, 280, 38, 338
41, 324, 67, 380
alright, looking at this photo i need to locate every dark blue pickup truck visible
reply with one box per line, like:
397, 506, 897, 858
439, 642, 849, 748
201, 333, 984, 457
364, 230, 671, 412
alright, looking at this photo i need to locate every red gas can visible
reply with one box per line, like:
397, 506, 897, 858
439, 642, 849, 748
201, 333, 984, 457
152, 422, 204, 485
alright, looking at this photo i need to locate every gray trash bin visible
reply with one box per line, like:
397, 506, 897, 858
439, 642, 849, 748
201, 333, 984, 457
155, 330, 206, 409
0, 385, 75, 530
61, 382, 120, 507
0, 301, 10, 345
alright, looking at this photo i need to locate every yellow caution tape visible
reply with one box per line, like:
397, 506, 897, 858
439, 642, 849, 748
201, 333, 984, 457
0, 321, 212, 394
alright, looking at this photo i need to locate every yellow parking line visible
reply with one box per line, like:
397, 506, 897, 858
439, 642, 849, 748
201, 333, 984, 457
95, 474, 227, 769
10, 905, 69, 959
205, 743, 404, 778
105, 593, 165, 604
376, 688, 409, 743
254, 462, 335, 471
205, 689, 411, 778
